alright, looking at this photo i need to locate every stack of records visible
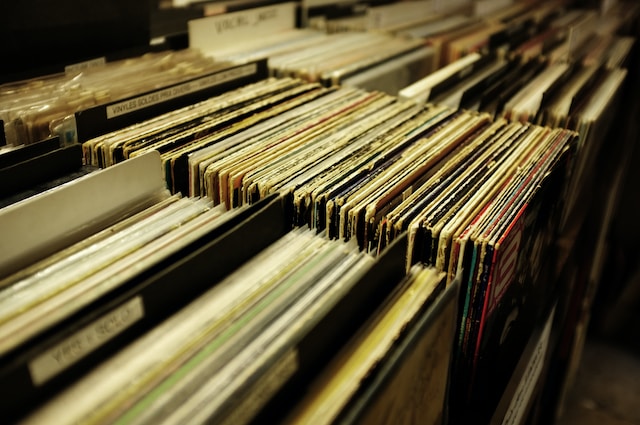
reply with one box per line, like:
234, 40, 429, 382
283, 264, 454, 425
2, 2, 638, 424
82, 78, 576, 263
399, 4, 635, 231
0, 153, 290, 421
307, 0, 562, 68
76, 70, 580, 422
18, 228, 457, 425
189, 3, 436, 94
0, 50, 236, 146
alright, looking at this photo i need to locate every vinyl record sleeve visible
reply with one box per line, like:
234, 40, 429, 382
450, 130, 573, 422
337, 275, 460, 425
0, 193, 288, 422
282, 265, 446, 425
254, 233, 409, 424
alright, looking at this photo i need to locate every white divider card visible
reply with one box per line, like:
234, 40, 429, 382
366, 0, 434, 31
189, 2, 297, 53
0, 151, 167, 278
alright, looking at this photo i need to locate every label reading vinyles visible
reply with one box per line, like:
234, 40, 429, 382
28, 297, 144, 386
105, 63, 257, 119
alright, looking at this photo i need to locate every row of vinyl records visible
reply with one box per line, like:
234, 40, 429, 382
80, 51, 629, 231
0, 166, 449, 424
0, 66, 629, 425
0, 3, 636, 425
2, 0, 635, 147
0, 114, 565, 424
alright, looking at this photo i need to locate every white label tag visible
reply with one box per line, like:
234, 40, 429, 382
189, 2, 295, 51
28, 297, 144, 386
105, 63, 257, 119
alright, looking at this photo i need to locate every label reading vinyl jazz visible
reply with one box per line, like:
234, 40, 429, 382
28, 297, 144, 386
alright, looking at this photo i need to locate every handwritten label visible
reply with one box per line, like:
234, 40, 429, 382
211, 8, 279, 35
105, 63, 257, 119
189, 3, 295, 51
29, 297, 144, 386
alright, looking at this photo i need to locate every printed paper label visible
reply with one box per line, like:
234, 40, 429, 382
190, 3, 295, 50
29, 297, 144, 386
106, 63, 257, 119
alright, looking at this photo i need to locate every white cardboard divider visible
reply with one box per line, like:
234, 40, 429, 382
398, 53, 482, 105
0, 151, 167, 278
189, 2, 296, 53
